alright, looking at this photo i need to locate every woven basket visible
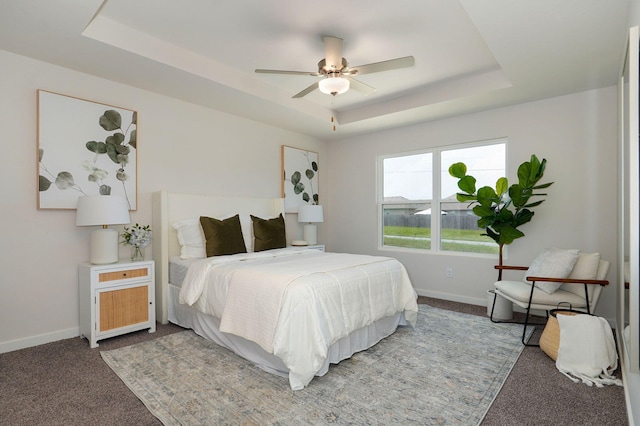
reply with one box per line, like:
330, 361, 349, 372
539, 309, 581, 360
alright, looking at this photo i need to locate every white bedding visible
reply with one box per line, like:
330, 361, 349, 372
179, 247, 418, 390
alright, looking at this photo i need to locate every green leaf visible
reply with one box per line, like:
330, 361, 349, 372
529, 155, 541, 179
457, 175, 476, 194
291, 171, 301, 185
116, 168, 128, 182
313, 194, 319, 204
312, 161, 318, 172
498, 226, 525, 245
523, 200, 544, 208
293, 182, 304, 194
513, 208, 534, 226
106, 133, 125, 146
39, 175, 51, 191
473, 205, 494, 218
448, 162, 467, 179
86, 141, 107, 154
497, 207, 514, 221
477, 186, 498, 207
456, 193, 477, 202
517, 161, 532, 187
533, 182, 553, 189
106, 143, 118, 163
131, 111, 137, 125
99, 185, 111, 195
39, 148, 44, 162
495, 177, 508, 195
99, 110, 122, 131
129, 129, 136, 149
302, 192, 310, 202
54, 171, 74, 189
484, 227, 501, 244
509, 184, 528, 207
305, 169, 314, 180
115, 143, 130, 155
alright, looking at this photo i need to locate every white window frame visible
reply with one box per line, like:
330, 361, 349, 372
377, 138, 507, 256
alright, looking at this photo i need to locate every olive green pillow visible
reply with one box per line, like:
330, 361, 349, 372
199, 215, 247, 257
251, 213, 286, 252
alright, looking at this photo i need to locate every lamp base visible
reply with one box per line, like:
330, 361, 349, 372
303, 224, 318, 245
90, 228, 119, 264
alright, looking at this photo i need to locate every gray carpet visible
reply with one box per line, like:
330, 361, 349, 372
101, 305, 532, 425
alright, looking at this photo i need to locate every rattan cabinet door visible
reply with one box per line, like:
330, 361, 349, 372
99, 284, 149, 332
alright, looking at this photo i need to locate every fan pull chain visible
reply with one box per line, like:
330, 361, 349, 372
331, 95, 337, 131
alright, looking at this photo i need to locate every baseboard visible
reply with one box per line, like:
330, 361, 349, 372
0, 327, 80, 354
416, 289, 486, 307
416, 289, 616, 325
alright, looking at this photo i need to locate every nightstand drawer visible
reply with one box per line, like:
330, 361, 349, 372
98, 267, 149, 282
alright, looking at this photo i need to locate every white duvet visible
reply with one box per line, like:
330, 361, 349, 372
179, 248, 418, 389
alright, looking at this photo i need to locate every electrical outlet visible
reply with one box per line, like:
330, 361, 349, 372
446, 267, 453, 278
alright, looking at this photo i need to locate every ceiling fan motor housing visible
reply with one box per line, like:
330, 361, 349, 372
318, 58, 351, 76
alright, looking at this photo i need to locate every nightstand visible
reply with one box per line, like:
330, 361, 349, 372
79, 260, 156, 348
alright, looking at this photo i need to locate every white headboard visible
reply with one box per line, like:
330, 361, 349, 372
151, 191, 285, 323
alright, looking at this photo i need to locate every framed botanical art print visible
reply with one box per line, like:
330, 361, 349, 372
281, 145, 319, 213
37, 90, 137, 210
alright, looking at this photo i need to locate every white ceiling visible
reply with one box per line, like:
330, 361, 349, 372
0, 0, 630, 139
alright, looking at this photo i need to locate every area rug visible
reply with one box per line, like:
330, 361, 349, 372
101, 305, 532, 425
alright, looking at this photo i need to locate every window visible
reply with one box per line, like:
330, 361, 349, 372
380, 140, 506, 254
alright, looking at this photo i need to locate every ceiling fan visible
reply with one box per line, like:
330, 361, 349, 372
255, 36, 415, 98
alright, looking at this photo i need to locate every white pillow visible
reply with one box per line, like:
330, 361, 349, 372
525, 248, 580, 294
567, 252, 600, 280
238, 214, 254, 253
173, 219, 206, 259
173, 214, 255, 259
562, 252, 601, 298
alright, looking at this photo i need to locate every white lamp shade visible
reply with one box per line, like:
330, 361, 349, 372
76, 195, 130, 264
76, 195, 131, 226
298, 205, 324, 223
318, 77, 350, 95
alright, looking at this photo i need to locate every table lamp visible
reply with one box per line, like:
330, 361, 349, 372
298, 204, 324, 245
76, 195, 131, 264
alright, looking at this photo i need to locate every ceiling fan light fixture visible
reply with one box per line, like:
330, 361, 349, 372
318, 76, 350, 95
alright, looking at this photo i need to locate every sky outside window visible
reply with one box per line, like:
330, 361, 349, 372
441, 143, 505, 199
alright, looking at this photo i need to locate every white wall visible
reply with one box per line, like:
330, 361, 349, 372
0, 49, 326, 352
326, 87, 618, 321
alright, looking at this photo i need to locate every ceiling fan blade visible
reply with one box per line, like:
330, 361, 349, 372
347, 77, 376, 96
292, 82, 319, 98
255, 69, 319, 76
322, 36, 344, 71
348, 56, 415, 76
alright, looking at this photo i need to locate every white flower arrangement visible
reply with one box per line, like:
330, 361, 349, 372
121, 223, 152, 248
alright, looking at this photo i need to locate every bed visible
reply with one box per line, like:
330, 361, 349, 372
152, 191, 418, 390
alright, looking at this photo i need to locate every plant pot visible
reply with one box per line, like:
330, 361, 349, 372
487, 289, 513, 320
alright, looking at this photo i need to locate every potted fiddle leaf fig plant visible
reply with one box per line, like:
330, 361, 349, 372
448, 154, 553, 279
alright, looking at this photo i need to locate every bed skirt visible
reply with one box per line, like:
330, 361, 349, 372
167, 283, 407, 383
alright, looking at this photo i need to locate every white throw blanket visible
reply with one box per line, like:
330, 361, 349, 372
556, 314, 622, 387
